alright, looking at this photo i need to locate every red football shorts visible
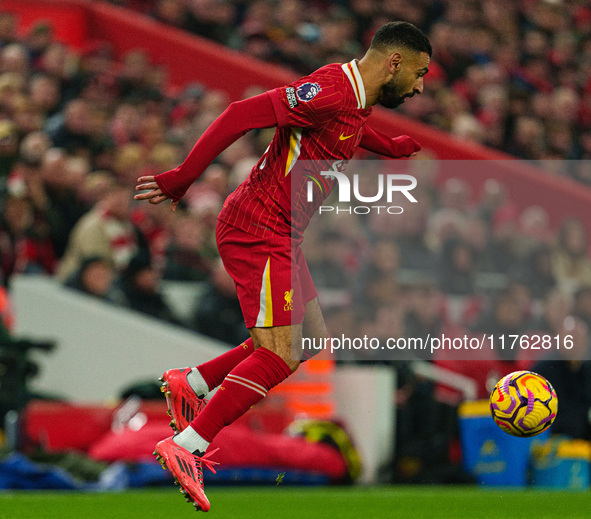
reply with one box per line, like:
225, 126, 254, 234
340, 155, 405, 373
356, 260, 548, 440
216, 219, 317, 328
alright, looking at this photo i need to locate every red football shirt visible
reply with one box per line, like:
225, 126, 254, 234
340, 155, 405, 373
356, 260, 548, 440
218, 60, 372, 240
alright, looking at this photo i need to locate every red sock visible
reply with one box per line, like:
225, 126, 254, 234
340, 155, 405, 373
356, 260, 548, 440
191, 347, 293, 442
196, 337, 255, 391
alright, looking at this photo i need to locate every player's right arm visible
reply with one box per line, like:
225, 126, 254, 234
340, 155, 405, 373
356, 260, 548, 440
135, 92, 278, 208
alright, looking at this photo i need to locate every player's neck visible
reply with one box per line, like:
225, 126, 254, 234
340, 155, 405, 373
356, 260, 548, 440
357, 55, 391, 107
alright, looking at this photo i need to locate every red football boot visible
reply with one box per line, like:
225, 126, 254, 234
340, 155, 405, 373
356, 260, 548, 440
160, 368, 207, 433
154, 436, 219, 512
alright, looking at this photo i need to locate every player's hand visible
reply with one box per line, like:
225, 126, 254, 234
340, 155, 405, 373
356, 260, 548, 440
391, 135, 421, 158
135, 175, 179, 211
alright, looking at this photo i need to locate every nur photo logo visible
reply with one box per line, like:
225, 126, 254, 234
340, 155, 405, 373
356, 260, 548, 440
306, 168, 418, 215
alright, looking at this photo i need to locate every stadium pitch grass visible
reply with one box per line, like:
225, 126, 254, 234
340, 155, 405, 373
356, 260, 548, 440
1, 486, 591, 519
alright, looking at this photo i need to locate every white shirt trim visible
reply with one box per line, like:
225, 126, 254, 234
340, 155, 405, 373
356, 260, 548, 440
341, 60, 367, 109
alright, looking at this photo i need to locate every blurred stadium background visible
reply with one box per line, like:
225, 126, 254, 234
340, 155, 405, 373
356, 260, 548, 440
1, 0, 591, 516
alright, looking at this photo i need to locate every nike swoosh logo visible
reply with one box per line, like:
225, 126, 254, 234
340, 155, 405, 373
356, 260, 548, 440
339, 133, 355, 140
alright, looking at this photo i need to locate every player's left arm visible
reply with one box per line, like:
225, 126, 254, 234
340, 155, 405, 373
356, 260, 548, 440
359, 125, 421, 158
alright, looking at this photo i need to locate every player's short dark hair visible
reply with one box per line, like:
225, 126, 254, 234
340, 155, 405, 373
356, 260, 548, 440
370, 21, 432, 57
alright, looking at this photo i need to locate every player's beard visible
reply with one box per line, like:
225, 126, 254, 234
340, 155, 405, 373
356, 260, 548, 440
379, 77, 413, 108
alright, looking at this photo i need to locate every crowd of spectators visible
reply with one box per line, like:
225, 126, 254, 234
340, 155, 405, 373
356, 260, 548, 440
106, 0, 591, 179
304, 166, 591, 370
0, 10, 257, 343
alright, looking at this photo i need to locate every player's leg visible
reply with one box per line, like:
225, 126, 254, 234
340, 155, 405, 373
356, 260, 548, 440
162, 297, 324, 432
171, 294, 322, 453
159, 221, 260, 433
171, 297, 325, 453
155, 323, 300, 511
172, 293, 325, 416
301, 297, 329, 360
172, 323, 299, 451
171, 224, 307, 445
156, 300, 324, 511
250, 322, 302, 370
156, 322, 299, 510
169, 298, 315, 400
160, 338, 255, 432
162, 241, 322, 434
299, 241, 328, 359
181, 324, 299, 436
156, 224, 301, 510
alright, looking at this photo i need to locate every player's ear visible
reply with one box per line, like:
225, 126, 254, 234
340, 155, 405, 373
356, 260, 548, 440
388, 52, 403, 74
